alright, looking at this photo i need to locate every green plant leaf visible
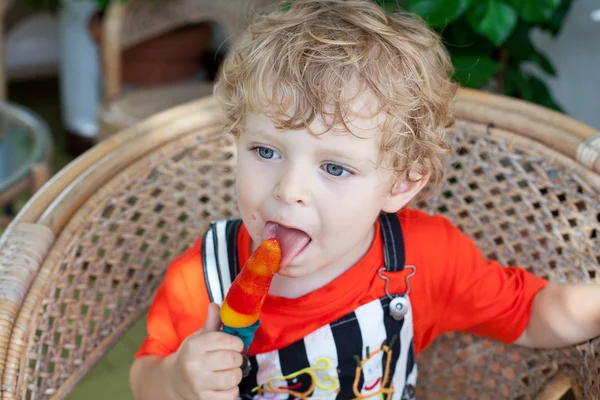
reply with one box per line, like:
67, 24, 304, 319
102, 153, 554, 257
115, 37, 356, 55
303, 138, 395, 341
502, 66, 521, 96
407, 0, 473, 27
515, 71, 535, 100
538, 0, 574, 36
441, 16, 495, 57
467, 0, 518, 47
510, 0, 561, 23
514, 72, 563, 111
281, 0, 295, 11
527, 75, 563, 111
374, 0, 401, 12
452, 55, 501, 88
505, 25, 557, 76
532, 52, 557, 77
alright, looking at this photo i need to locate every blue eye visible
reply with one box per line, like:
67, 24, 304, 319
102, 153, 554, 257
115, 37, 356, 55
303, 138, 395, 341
324, 163, 349, 177
258, 147, 274, 159
255, 146, 280, 160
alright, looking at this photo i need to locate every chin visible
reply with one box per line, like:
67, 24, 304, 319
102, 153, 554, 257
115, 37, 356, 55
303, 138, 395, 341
277, 263, 317, 278
276, 266, 304, 278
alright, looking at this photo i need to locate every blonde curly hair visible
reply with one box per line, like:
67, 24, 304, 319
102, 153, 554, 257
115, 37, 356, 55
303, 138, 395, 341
214, 0, 457, 195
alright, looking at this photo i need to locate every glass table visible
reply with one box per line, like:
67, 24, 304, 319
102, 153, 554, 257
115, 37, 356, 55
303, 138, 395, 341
0, 102, 52, 227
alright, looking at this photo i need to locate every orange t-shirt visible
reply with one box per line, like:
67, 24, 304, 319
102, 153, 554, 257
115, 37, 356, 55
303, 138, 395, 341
135, 209, 547, 358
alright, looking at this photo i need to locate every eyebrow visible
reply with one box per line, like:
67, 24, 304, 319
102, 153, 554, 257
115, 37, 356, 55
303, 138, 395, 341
317, 147, 353, 159
316, 147, 377, 166
244, 127, 279, 139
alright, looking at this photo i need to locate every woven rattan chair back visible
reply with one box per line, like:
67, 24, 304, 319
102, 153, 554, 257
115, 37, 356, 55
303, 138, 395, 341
0, 89, 598, 399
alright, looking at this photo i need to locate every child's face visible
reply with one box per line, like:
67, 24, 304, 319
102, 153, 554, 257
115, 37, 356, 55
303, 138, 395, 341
235, 103, 415, 278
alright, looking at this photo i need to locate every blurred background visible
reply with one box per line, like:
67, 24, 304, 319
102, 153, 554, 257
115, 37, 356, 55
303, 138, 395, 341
1, 0, 599, 226
0, 0, 598, 397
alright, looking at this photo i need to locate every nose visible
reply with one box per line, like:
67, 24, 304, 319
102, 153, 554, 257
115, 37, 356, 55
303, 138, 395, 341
273, 163, 311, 205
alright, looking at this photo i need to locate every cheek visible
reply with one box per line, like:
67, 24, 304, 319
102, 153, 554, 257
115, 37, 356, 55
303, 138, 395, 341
235, 178, 253, 210
235, 157, 264, 209
314, 195, 374, 254
235, 155, 280, 226
319, 182, 386, 224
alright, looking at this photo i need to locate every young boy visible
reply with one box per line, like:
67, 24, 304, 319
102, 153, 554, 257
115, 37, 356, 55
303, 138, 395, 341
129, 1, 600, 399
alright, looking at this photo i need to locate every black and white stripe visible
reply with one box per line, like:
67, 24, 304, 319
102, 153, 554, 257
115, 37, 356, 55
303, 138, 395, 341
355, 298, 387, 396
201, 219, 242, 304
201, 226, 221, 303
390, 295, 415, 399
279, 340, 312, 399
332, 312, 363, 399
381, 297, 404, 388
201, 214, 417, 399
303, 323, 339, 398
226, 219, 243, 282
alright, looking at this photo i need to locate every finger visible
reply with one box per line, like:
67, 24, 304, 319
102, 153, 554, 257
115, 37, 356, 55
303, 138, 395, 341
205, 350, 244, 371
192, 331, 244, 353
204, 388, 239, 400
207, 368, 243, 391
198, 303, 222, 334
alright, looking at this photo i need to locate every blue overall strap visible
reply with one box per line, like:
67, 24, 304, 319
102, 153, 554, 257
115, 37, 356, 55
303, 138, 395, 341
378, 212, 406, 272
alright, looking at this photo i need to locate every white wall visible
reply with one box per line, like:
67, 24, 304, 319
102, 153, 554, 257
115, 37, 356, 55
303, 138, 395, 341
532, 0, 600, 130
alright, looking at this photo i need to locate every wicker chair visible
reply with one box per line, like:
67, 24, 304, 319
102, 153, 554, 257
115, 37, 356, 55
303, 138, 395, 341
97, 0, 277, 139
0, 89, 599, 399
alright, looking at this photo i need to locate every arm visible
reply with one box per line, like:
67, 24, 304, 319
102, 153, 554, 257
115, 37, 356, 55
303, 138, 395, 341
514, 282, 600, 348
406, 211, 550, 347
129, 241, 243, 400
130, 354, 179, 400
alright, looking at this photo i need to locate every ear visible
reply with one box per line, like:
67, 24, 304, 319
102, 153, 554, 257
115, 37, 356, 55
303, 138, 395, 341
381, 172, 430, 213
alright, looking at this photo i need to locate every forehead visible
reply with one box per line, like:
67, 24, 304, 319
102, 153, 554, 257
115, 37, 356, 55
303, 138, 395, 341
251, 83, 387, 140
323, 87, 386, 139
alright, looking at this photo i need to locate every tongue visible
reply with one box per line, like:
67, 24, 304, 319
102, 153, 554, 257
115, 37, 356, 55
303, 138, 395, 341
262, 222, 310, 268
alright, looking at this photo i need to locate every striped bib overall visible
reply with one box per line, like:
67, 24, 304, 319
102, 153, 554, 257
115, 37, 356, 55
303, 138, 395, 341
201, 213, 417, 400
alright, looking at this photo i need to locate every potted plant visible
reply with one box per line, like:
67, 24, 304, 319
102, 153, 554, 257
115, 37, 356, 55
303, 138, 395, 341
375, 0, 573, 111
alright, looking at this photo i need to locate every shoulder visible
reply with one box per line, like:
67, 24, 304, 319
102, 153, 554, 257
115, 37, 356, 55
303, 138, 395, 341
166, 238, 203, 279
163, 219, 246, 303
165, 219, 241, 280
161, 237, 206, 310
396, 208, 477, 275
397, 208, 460, 241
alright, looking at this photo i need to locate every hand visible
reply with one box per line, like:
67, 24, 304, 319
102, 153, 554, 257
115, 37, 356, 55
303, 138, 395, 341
168, 303, 245, 399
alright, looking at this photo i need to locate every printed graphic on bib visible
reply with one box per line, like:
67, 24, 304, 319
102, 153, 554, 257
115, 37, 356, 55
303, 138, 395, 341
251, 337, 398, 399
351, 337, 396, 399
253, 357, 340, 399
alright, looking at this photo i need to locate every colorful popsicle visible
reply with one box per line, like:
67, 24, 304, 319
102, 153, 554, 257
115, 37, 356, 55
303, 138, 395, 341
220, 238, 281, 328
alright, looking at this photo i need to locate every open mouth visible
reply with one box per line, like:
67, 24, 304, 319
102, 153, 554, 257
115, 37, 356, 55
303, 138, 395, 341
262, 221, 311, 268
364, 377, 381, 391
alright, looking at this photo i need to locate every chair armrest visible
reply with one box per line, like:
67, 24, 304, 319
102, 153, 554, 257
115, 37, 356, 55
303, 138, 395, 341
0, 222, 54, 395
